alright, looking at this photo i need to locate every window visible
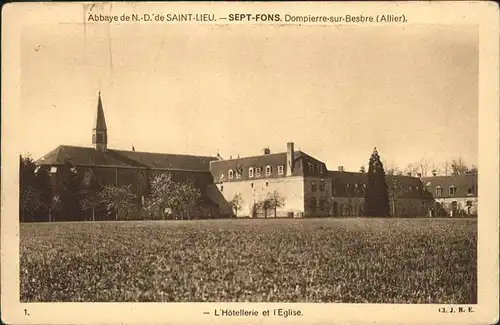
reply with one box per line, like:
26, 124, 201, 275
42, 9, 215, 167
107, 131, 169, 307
318, 164, 323, 174
228, 169, 234, 179
50, 166, 58, 174
449, 186, 457, 196
319, 199, 325, 211
221, 185, 224, 192
255, 167, 262, 177
467, 187, 473, 195
436, 186, 443, 196
319, 180, 325, 192
236, 170, 241, 179
266, 165, 272, 176
266, 181, 269, 187
409, 186, 412, 191
309, 163, 314, 173
249, 168, 254, 178
278, 165, 284, 175
311, 181, 317, 192
251, 183, 254, 188
466, 200, 473, 206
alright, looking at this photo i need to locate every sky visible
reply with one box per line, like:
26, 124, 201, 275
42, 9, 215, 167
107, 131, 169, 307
20, 22, 478, 173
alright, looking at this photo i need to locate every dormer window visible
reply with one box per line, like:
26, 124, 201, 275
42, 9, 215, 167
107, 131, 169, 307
436, 186, 443, 196
255, 167, 262, 177
236, 170, 241, 179
249, 167, 254, 178
266, 165, 272, 176
228, 169, 234, 179
278, 165, 284, 175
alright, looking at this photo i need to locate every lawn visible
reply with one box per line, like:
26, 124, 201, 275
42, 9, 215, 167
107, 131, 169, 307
20, 218, 477, 303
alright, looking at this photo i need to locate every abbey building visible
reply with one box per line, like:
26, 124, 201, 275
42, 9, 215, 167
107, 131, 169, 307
36, 93, 478, 219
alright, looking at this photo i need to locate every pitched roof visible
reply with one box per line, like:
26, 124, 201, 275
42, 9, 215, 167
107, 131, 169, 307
36, 145, 217, 172
209, 150, 322, 181
328, 171, 426, 198
421, 174, 478, 198
94, 92, 107, 130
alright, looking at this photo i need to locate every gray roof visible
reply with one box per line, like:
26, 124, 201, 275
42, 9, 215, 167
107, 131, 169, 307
36, 145, 218, 172
94, 92, 107, 130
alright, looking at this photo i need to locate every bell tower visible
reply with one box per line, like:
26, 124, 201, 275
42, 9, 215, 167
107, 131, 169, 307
92, 91, 108, 152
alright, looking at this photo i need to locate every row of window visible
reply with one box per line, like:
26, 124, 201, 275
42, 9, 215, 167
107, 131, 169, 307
435, 186, 475, 196
311, 180, 326, 192
228, 165, 285, 180
307, 162, 324, 174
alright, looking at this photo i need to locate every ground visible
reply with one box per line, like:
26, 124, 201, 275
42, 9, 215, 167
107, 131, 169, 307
20, 218, 477, 303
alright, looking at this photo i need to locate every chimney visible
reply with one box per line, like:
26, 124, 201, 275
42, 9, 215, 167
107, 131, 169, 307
360, 166, 365, 173
286, 142, 294, 176
338, 166, 344, 172
407, 172, 412, 177
432, 170, 437, 177
263, 148, 271, 155
417, 173, 422, 178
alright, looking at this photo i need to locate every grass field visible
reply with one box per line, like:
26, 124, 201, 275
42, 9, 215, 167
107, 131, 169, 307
20, 218, 477, 303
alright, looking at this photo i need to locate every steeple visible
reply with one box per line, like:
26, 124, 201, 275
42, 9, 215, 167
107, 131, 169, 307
92, 91, 108, 152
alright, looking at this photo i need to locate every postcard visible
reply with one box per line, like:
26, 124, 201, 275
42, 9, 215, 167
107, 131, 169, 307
2, 1, 499, 324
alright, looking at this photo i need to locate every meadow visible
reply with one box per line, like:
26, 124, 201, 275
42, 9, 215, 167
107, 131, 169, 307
20, 218, 477, 303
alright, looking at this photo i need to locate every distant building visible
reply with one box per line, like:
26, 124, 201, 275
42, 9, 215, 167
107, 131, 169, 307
421, 174, 478, 217
35, 93, 477, 219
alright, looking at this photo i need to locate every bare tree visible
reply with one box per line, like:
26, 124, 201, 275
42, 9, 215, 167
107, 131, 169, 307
451, 157, 470, 175
386, 176, 404, 217
404, 163, 419, 177
383, 160, 402, 176
418, 156, 430, 176
229, 193, 244, 217
441, 159, 451, 176
99, 184, 136, 221
267, 190, 285, 218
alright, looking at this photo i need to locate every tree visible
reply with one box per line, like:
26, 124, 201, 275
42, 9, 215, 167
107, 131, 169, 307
98, 184, 136, 221
441, 159, 451, 176
251, 200, 263, 218
451, 157, 470, 175
34, 166, 53, 222
229, 193, 244, 218
51, 161, 85, 221
80, 169, 102, 221
19, 155, 40, 222
386, 176, 404, 217
383, 160, 402, 176
267, 190, 285, 218
146, 173, 202, 220
262, 198, 272, 219
145, 173, 176, 220
418, 156, 430, 176
177, 180, 202, 220
364, 147, 390, 217
403, 162, 419, 177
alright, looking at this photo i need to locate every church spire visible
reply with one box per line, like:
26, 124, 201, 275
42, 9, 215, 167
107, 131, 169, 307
92, 91, 108, 152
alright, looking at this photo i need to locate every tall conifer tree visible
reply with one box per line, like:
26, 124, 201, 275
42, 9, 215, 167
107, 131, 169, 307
364, 147, 390, 217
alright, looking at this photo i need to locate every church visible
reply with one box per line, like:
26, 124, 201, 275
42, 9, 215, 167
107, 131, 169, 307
35, 93, 477, 219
